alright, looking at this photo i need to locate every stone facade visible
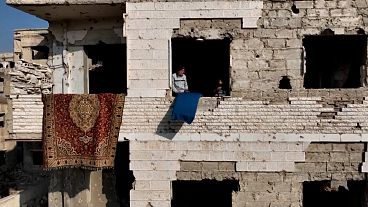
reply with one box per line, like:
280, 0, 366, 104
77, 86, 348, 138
13, 29, 51, 66
4, 0, 368, 207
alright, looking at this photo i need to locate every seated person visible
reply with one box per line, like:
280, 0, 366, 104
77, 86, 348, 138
213, 79, 226, 97
172, 66, 188, 95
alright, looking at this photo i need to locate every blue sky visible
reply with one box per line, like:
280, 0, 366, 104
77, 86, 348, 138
0, 1, 48, 53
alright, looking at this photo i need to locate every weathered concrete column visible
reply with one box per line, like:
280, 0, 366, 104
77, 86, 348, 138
48, 41, 110, 206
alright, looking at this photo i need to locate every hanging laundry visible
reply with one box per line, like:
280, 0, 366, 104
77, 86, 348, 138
171, 92, 202, 124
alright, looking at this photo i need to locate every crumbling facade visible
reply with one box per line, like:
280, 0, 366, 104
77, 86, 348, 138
3, 0, 368, 206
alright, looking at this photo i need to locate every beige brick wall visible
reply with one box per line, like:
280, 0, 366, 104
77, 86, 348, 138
129, 140, 309, 207
11, 95, 368, 139
124, 1, 263, 97
130, 143, 365, 207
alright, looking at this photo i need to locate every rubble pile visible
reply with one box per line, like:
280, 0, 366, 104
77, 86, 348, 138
9, 60, 53, 95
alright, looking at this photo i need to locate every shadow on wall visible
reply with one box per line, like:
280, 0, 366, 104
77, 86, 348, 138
49, 141, 135, 207
103, 141, 134, 207
156, 100, 184, 140
0, 143, 48, 207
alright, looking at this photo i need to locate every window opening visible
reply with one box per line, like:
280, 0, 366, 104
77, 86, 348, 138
105, 141, 134, 206
85, 44, 127, 94
291, 4, 299, 14
31, 150, 43, 165
0, 151, 5, 166
303, 180, 367, 207
31, 46, 49, 60
171, 38, 231, 97
303, 35, 367, 88
172, 180, 239, 207
9, 61, 14, 68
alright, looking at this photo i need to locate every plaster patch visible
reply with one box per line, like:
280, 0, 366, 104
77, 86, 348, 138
67, 30, 88, 44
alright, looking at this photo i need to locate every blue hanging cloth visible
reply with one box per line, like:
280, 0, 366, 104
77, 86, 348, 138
171, 92, 202, 124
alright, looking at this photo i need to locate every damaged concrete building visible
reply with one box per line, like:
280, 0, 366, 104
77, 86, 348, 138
2, 0, 368, 206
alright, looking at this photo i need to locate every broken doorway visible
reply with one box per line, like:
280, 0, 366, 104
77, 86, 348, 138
85, 44, 127, 94
303, 180, 367, 207
171, 179, 239, 207
303, 35, 367, 88
171, 38, 230, 97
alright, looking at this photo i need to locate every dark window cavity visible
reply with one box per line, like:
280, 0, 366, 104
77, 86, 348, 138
303, 35, 367, 89
172, 180, 239, 207
303, 180, 368, 207
31, 46, 49, 60
85, 44, 127, 94
172, 38, 231, 97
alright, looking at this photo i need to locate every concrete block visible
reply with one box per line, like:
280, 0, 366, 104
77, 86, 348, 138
126, 19, 180, 30
129, 79, 168, 89
235, 161, 248, 171
276, 29, 296, 38
354, 0, 368, 7
247, 161, 268, 171
252, 152, 272, 161
189, 10, 226, 19
330, 152, 349, 162
202, 161, 219, 171
242, 17, 260, 28
223, 151, 236, 161
319, 134, 340, 142
128, 69, 167, 80
277, 162, 295, 172
150, 181, 171, 190
136, 29, 172, 39
218, 162, 236, 171
340, 134, 362, 142
130, 190, 171, 201
131, 201, 171, 207
209, 151, 224, 160
128, 59, 168, 69
130, 161, 180, 171
294, 1, 314, 8
286, 152, 305, 161
361, 163, 368, 172
133, 171, 177, 181
181, 161, 201, 171
286, 59, 302, 70
271, 152, 287, 161
182, 150, 210, 161
127, 39, 169, 50
134, 181, 151, 190
126, 2, 155, 11
273, 49, 302, 60
266, 39, 286, 48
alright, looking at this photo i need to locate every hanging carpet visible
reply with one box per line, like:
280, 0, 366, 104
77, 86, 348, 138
42, 93, 124, 170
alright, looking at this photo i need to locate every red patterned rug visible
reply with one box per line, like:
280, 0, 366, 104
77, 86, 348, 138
42, 93, 124, 170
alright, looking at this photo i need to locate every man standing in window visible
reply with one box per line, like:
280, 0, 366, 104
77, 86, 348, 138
172, 65, 188, 95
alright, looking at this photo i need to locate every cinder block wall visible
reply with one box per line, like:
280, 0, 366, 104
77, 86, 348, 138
130, 142, 365, 207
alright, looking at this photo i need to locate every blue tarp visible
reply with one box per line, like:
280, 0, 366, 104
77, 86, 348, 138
171, 92, 202, 124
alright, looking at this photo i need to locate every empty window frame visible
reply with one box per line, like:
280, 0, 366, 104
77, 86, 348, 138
172, 180, 239, 207
171, 38, 231, 97
85, 44, 127, 94
0, 151, 5, 166
303, 35, 367, 89
303, 180, 367, 207
31, 46, 49, 60
31, 150, 43, 165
